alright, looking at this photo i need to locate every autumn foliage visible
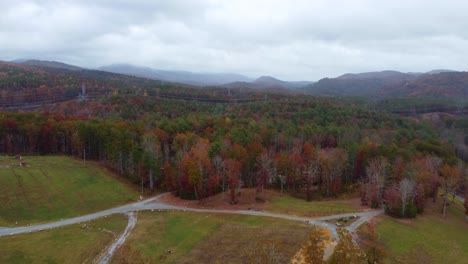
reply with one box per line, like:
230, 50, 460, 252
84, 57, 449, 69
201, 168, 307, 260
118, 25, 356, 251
0, 68, 463, 214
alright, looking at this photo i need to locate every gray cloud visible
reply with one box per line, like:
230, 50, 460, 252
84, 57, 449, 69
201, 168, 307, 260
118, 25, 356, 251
1, 0, 468, 80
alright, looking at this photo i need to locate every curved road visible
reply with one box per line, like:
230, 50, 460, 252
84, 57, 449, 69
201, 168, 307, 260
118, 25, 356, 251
0, 193, 383, 262
0, 194, 176, 237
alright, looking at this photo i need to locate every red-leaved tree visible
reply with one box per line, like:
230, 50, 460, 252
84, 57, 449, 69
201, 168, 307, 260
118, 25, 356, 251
224, 158, 242, 204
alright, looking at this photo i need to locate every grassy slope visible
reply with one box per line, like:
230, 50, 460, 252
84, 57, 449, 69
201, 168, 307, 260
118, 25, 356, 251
0, 156, 137, 226
116, 211, 312, 264
376, 200, 468, 264
0, 214, 128, 264
264, 195, 360, 217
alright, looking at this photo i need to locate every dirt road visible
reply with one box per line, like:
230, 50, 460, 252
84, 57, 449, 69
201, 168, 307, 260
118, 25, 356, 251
0, 193, 383, 263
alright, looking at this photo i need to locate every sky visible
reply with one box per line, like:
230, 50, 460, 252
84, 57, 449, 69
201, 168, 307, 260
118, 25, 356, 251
1, 0, 468, 81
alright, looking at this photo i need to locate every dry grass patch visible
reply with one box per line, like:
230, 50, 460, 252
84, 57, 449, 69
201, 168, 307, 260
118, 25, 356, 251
117, 211, 313, 263
161, 188, 362, 218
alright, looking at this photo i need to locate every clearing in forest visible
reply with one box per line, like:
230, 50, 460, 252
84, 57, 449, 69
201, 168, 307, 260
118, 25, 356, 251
0, 156, 137, 226
370, 199, 468, 264
161, 188, 362, 217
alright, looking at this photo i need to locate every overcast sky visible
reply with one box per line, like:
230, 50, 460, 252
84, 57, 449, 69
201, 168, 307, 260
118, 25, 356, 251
2, 0, 468, 81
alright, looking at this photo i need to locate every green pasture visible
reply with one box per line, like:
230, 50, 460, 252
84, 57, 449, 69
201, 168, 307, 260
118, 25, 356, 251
0, 156, 137, 226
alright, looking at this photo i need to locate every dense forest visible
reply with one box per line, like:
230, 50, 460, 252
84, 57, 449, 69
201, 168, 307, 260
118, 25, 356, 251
0, 62, 272, 108
0, 62, 466, 219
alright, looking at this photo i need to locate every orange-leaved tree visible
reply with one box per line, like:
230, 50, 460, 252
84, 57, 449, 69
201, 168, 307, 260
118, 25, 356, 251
439, 164, 461, 218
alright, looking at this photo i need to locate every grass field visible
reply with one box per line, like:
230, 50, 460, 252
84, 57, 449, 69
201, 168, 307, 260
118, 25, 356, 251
0, 214, 128, 264
114, 211, 313, 263
0, 156, 137, 226
264, 195, 360, 217
375, 200, 468, 264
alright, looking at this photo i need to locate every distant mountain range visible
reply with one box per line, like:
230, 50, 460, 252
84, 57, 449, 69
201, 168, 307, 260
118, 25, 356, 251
98, 64, 252, 86
7, 59, 312, 90
98, 64, 314, 89
5, 59, 468, 99
304, 70, 467, 99
222, 76, 314, 91
12, 59, 83, 71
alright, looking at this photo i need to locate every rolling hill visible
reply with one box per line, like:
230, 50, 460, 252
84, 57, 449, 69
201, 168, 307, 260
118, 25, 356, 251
305, 70, 468, 99
0, 61, 269, 109
19, 59, 83, 71
305, 71, 420, 97
383, 71, 468, 99
222, 75, 314, 91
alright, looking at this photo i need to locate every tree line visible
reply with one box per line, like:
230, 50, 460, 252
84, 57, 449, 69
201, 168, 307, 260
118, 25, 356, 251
0, 94, 465, 220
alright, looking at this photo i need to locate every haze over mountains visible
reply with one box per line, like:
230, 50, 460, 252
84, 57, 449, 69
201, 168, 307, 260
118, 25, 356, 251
98, 64, 252, 86
4, 59, 468, 100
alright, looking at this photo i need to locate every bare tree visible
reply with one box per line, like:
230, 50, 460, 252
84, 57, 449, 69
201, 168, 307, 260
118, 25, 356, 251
142, 132, 160, 190
425, 156, 442, 174
212, 155, 225, 199
363, 157, 387, 207
318, 148, 347, 197
304, 160, 319, 201
256, 151, 274, 200
399, 178, 416, 216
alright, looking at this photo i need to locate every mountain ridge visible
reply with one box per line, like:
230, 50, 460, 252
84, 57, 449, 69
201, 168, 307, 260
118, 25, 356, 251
305, 69, 466, 99
98, 64, 253, 86
4, 58, 466, 99
16, 59, 83, 71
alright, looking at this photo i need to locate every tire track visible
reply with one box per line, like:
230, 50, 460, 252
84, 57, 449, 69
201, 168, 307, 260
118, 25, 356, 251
12, 168, 31, 206
96, 212, 137, 264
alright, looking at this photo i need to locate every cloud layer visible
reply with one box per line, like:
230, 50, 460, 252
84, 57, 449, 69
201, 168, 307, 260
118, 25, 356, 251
2, 0, 468, 80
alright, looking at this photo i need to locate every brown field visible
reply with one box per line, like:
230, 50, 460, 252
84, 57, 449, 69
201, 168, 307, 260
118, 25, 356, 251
161, 188, 362, 217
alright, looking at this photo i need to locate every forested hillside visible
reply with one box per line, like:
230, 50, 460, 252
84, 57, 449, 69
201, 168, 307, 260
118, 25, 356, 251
305, 70, 468, 101
0, 62, 465, 219
0, 62, 267, 109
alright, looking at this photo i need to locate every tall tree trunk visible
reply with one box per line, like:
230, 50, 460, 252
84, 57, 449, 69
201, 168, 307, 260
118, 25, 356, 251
230, 186, 236, 204
222, 176, 225, 200
119, 151, 123, 174
306, 177, 312, 202
280, 178, 284, 193
256, 172, 265, 200
149, 168, 154, 190
464, 192, 468, 222
194, 185, 199, 201
442, 193, 447, 218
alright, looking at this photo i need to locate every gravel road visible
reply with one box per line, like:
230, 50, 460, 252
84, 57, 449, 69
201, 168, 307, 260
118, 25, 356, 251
0, 193, 383, 263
